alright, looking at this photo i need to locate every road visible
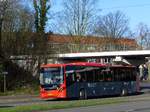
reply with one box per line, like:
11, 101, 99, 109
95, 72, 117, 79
0, 81, 150, 111
45, 82, 150, 112
46, 100, 150, 112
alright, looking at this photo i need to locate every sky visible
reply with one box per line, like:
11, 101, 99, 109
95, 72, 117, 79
51, 0, 150, 31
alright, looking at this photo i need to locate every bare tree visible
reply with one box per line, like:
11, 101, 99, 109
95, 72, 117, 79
1, 1, 35, 57
93, 11, 129, 38
136, 23, 150, 50
56, 0, 97, 36
0, 0, 38, 91
0, 0, 18, 56
0, 0, 34, 57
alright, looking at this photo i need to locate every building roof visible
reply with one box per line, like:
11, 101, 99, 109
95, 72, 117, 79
48, 34, 138, 47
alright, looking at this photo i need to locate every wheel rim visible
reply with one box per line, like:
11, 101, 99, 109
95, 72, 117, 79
79, 90, 86, 99
121, 89, 127, 96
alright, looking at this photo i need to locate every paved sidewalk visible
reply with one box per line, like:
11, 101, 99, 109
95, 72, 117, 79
0, 94, 40, 104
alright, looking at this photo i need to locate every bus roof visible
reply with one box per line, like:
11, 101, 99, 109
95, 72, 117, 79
110, 64, 135, 68
41, 62, 135, 68
66, 62, 106, 67
41, 62, 106, 68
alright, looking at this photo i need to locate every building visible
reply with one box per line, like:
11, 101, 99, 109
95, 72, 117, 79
48, 34, 140, 54
9, 34, 141, 76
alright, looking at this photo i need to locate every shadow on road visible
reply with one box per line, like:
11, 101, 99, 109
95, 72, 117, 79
140, 81, 150, 93
140, 86, 150, 90
0, 106, 13, 108
44, 93, 144, 102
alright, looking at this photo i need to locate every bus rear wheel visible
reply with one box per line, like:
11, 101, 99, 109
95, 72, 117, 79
121, 88, 128, 96
79, 89, 87, 100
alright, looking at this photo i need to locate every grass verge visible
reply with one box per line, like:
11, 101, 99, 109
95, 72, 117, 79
0, 97, 130, 112
0, 86, 39, 96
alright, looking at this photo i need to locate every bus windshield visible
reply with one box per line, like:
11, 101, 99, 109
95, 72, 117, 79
40, 67, 63, 86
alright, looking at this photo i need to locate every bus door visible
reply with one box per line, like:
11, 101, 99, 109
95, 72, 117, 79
66, 71, 77, 98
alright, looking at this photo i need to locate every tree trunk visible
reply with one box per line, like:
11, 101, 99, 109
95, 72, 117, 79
0, 19, 3, 56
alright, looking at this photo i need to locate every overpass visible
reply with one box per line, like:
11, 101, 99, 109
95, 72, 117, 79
9, 50, 150, 67
58, 50, 150, 65
9, 50, 150, 76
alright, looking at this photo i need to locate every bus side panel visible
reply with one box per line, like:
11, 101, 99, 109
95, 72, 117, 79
95, 82, 104, 96
83, 81, 123, 97
102, 82, 122, 95
121, 81, 137, 94
67, 82, 104, 98
66, 83, 86, 98
66, 81, 137, 98
85, 82, 102, 97
87, 82, 120, 97
127, 81, 137, 94
66, 82, 124, 98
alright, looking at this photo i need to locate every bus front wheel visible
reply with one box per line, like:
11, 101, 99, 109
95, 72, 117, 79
79, 89, 87, 100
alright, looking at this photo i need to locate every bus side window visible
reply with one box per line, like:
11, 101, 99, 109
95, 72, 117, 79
125, 69, 129, 81
94, 69, 99, 82
66, 73, 76, 86
108, 71, 113, 81
86, 70, 94, 82
99, 70, 104, 81
120, 69, 125, 81
102, 70, 112, 82
114, 68, 119, 81
81, 72, 86, 82
126, 70, 131, 81
76, 73, 81, 82
110, 70, 114, 81
131, 68, 136, 81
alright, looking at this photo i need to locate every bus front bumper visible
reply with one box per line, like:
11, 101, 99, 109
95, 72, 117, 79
40, 89, 66, 99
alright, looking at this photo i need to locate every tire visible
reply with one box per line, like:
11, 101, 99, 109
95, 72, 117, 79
79, 89, 87, 100
121, 88, 128, 96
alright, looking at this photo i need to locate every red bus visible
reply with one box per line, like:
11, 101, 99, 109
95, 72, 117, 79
39, 62, 139, 99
